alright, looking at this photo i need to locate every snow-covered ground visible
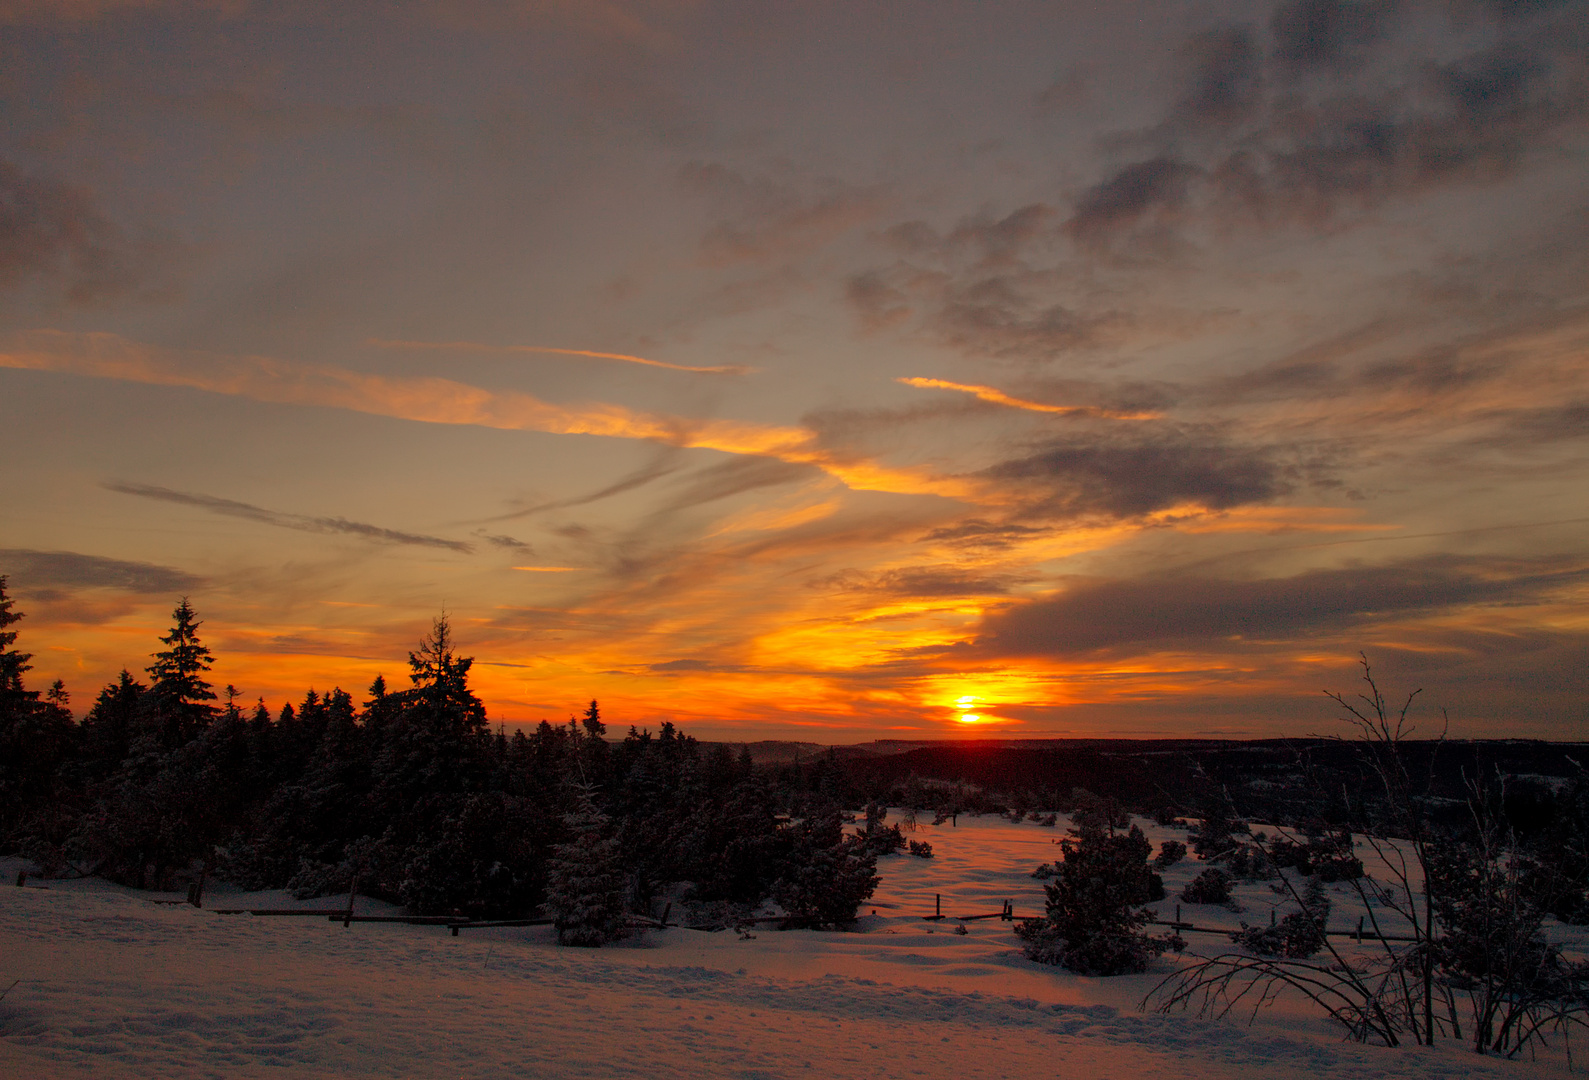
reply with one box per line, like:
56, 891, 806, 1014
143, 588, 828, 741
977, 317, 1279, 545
1, 814, 1576, 1078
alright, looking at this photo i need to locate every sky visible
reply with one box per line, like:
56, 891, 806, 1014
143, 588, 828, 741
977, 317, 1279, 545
1, 0, 1586, 741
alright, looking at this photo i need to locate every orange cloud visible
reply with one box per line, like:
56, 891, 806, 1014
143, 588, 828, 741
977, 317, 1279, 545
1, 330, 964, 498
897, 377, 1161, 419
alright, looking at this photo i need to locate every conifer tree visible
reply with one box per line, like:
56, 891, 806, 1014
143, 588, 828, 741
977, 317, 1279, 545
545, 785, 627, 946
80, 670, 146, 778
1016, 821, 1170, 975
581, 699, 605, 739
772, 805, 879, 927
0, 581, 71, 843
146, 598, 216, 744
0, 575, 37, 715
407, 615, 486, 734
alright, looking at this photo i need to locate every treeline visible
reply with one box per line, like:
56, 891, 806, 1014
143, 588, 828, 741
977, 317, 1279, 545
0, 581, 878, 942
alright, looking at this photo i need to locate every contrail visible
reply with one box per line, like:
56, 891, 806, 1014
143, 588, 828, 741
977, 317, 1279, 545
367, 338, 753, 376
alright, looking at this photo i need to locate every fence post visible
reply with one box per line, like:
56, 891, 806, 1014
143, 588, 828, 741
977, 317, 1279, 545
16, 870, 26, 888
344, 874, 358, 929
936, 893, 941, 918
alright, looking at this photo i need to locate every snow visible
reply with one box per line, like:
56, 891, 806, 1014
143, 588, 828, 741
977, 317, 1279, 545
0, 814, 1574, 1079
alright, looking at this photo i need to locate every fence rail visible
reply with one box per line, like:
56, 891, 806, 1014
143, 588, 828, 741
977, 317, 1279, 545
155, 895, 1420, 944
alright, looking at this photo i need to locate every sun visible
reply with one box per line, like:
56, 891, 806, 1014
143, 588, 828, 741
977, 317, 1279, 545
955, 695, 980, 724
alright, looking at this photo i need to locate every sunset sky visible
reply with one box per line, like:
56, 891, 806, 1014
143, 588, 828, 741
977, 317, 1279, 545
2, 0, 1586, 740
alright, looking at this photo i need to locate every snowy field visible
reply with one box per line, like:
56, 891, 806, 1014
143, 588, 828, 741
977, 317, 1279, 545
1, 814, 1577, 1079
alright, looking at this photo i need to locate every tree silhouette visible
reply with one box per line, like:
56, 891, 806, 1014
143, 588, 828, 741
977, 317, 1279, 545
0, 575, 37, 716
146, 598, 216, 745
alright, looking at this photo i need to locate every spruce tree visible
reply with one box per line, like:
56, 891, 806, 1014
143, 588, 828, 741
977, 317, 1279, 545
0, 575, 38, 715
80, 670, 145, 778
544, 785, 627, 946
580, 699, 605, 739
771, 805, 879, 927
146, 598, 216, 745
1016, 821, 1170, 975
407, 615, 486, 735
0, 581, 71, 844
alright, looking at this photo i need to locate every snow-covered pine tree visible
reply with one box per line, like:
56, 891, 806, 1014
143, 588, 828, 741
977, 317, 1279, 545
772, 805, 879, 927
1016, 820, 1170, 975
544, 785, 627, 946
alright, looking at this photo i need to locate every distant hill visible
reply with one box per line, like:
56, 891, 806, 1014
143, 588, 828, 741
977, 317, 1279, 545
713, 737, 1589, 823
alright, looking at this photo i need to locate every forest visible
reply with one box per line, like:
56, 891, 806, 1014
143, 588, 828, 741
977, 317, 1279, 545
0, 582, 883, 943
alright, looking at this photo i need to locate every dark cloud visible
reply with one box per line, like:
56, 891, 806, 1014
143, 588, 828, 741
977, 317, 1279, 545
932, 275, 1117, 358
1482, 0, 1584, 21
944, 204, 1058, 261
1208, 329, 1514, 405
1438, 43, 1543, 120
648, 658, 717, 672
0, 548, 201, 594
918, 519, 1052, 550
847, 3, 1587, 360
1064, 158, 1200, 243
980, 435, 1287, 519
1072, 5, 1587, 242
1269, 0, 1394, 73
845, 270, 912, 331
1473, 401, 1589, 444
976, 555, 1588, 656
1358, 349, 1506, 394
818, 565, 1015, 599
104, 482, 473, 552
472, 530, 531, 550
1175, 26, 1263, 126
0, 157, 145, 302
843, 254, 1124, 360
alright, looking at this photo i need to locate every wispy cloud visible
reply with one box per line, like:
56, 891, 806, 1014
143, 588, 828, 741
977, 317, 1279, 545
472, 530, 532, 550
897, 377, 1161, 419
2, 330, 965, 498
366, 338, 753, 376
103, 481, 474, 552
974, 555, 1589, 658
0, 548, 201, 593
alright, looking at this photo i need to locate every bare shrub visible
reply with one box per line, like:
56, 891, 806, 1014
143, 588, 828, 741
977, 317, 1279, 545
1147, 656, 1589, 1058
